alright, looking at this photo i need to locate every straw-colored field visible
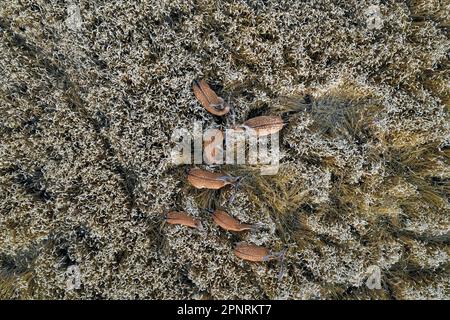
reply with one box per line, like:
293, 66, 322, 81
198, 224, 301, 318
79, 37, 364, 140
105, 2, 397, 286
0, 0, 448, 299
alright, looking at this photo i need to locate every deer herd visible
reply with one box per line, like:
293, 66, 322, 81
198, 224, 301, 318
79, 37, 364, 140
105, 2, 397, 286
166, 80, 287, 268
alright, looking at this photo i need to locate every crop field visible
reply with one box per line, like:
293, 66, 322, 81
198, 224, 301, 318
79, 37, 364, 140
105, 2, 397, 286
0, 0, 448, 299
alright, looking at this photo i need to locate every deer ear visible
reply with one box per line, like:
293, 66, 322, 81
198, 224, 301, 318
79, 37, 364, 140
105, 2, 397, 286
193, 80, 230, 116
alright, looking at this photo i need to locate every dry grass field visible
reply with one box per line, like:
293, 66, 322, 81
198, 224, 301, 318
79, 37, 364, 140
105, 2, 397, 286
0, 0, 448, 299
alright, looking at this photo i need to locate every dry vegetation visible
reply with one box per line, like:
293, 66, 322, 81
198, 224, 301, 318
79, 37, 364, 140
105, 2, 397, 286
0, 0, 448, 299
